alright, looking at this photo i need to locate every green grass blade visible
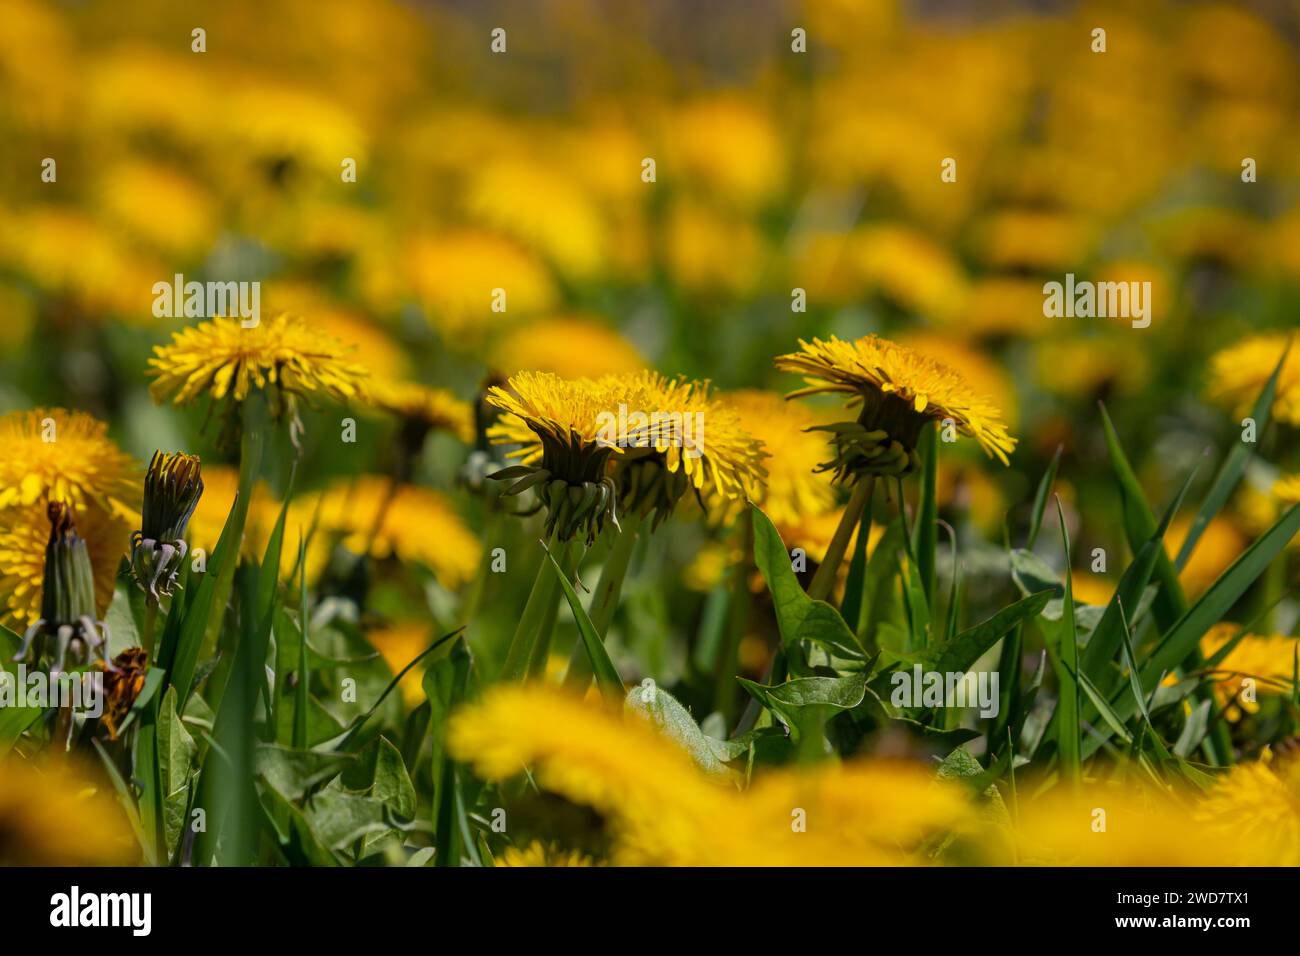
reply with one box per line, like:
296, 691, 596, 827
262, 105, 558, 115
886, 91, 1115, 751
1053, 497, 1081, 788
1026, 445, 1062, 550
1176, 340, 1290, 572
545, 545, 625, 701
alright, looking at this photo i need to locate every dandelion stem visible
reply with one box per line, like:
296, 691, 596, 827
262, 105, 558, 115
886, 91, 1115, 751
562, 511, 643, 690
141, 602, 158, 658
807, 476, 874, 603
712, 516, 754, 719
500, 531, 563, 681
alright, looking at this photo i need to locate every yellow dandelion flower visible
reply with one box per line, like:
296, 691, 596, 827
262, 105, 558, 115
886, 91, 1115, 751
0, 408, 139, 518
724, 389, 835, 527
776, 335, 1017, 469
367, 621, 438, 709
897, 333, 1018, 431
615, 371, 767, 507
365, 381, 474, 444
312, 477, 480, 589
94, 159, 214, 256
487, 371, 624, 469
0, 757, 137, 865
465, 159, 607, 278
449, 685, 729, 867
1034, 336, 1149, 401
496, 841, 595, 867
849, 224, 969, 321
668, 97, 785, 209
491, 316, 645, 380
0, 500, 130, 631
1200, 622, 1298, 710
1275, 474, 1300, 504
148, 314, 369, 409
1012, 784, 1257, 866
405, 230, 556, 339
449, 685, 981, 866
1207, 333, 1300, 426
957, 277, 1053, 338
1166, 514, 1246, 598
1195, 758, 1300, 865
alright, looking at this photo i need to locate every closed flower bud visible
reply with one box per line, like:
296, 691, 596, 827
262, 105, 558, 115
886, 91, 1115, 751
130, 451, 203, 604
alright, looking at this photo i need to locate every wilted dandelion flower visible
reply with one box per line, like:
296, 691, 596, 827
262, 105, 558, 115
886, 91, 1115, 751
0, 500, 129, 632
130, 451, 203, 604
776, 334, 1017, 477
0, 408, 138, 518
1206, 333, 1299, 426
95, 647, 149, 741
12, 503, 110, 674
147, 313, 369, 412
0, 757, 136, 865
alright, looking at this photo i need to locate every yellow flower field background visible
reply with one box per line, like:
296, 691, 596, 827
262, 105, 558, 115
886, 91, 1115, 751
1, 0, 1299, 867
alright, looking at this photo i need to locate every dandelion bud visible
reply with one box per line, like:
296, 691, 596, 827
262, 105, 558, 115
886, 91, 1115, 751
130, 451, 203, 604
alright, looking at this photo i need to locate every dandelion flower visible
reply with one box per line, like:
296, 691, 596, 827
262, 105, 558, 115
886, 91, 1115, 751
496, 841, 595, 867
718, 389, 834, 527
1200, 622, 1299, 713
491, 316, 645, 380
1273, 473, 1300, 504
449, 685, 980, 866
365, 380, 474, 444
776, 335, 1017, 474
147, 313, 369, 409
0, 408, 138, 519
1195, 758, 1300, 865
486, 371, 623, 543
0, 757, 136, 865
1207, 333, 1300, 426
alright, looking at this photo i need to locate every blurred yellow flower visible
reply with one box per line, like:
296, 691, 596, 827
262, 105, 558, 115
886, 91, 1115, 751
0, 757, 136, 865
496, 841, 594, 867
1034, 336, 1149, 401
1195, 757, 1300, 866
466, 159, 607, 278
724, 389, 835, 527
491, 316, 645, 380
1166, 514, 1245, 598
449, 684, 979, 865
405, 231, 556, 339
1207, 332, 1300, 427
94, 160, 214, 256
367, 620, 438, 709
1200, 622, 1298, 711
668, 96, 786, 209
365, 381, 475, 444
850, 224, 969, 321
1012, 783, 1264, 866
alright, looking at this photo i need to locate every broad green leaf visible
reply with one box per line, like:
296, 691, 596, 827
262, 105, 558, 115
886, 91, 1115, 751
157, 686, 197, 858
624, 683, 739, 779
751, 504, 864, 664
254, 744, 354, 802
924, 591, 1052, 675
